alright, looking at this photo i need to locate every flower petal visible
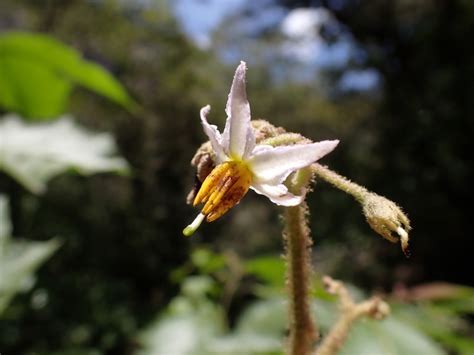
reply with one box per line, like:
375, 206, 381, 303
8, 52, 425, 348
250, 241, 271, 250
249, 140, 339, 184
222, 61, 255, 159
251, 183, 303, 206
250, 144, 273, 155
200, 105, 227, 163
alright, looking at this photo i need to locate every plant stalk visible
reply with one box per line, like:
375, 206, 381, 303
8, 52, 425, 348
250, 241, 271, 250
284, 168, 318, 355
311, 164, 368, 202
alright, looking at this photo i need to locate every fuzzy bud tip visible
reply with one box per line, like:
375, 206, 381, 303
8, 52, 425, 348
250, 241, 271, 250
362, 193, 411, 257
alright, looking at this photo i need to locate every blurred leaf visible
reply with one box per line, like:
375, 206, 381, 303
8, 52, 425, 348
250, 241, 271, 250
235, 297, 287, 337
208, 334, 282, 355
0, 195, 11, 240
171, 249, 228, 284
0, 31, 136, 119
0, 195, 61, 315
338, 317, 446, 355
191, 248, 226, 274
0, 114, 129, 193
313, 291, 446, 355
138, 269, 452, 355
437, 336, 474, 355
137, 276, 225, 355
435, 298, 474, 314
181, 275, 216, 299
209, 298, 284, 354
392, 300, 474, 355
244, 256, 286, 289
138, 311, 223, 355
233, 295, 446, 355
0, 242, 61, 313
397, 283, 474, 310
49, 350, 102, 355
0, 56, 72, 120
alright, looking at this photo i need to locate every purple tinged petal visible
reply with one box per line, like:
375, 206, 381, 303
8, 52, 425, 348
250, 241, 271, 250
222, 61, 255, 159
200, 105, 227, 163
250, 183, 303, 206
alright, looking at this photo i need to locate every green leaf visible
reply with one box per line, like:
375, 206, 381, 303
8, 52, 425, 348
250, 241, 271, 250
48, 350, 102, 355
228, 293, 447, 355
312, 292, 447, 355
393, 301, 474, 354
244, 255, 286, 288
136, 273, 453, 355
338, 317, 446, 355
0, 56, 72, 119
209, 333, 282, 355
235, 297, 287, 337
0, 114, 129, 194
191, 248, 226, 274
0, 195, 12, 240
137, 276, 225, 355
0, 31, 136, 119
0, 195, 61, 315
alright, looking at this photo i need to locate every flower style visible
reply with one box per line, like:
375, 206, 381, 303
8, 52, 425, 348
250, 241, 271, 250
183, 61, 339, 236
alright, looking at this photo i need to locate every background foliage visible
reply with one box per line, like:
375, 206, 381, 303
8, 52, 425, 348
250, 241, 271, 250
0, 0, 472, 354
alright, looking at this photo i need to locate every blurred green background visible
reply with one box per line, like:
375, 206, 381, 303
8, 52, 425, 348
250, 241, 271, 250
0, 0, 473, 354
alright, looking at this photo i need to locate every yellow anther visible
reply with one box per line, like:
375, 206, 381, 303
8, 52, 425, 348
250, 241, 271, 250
194, 161, 252, 222
202, 175, 234, 214
193, 162, 229, 206
206, 182, 250, 221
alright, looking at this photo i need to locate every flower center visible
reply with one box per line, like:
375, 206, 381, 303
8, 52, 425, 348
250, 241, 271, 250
194, 160, 252, 222
183, 161, 253, 237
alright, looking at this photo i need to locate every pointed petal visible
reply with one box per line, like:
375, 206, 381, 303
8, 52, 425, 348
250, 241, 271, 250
200, 105, 227, 163
249, 140, 339, 184
222, 61, 255, 159
250, 144, 273, 155
251, 183, 303, 206
242, 127, 256, 160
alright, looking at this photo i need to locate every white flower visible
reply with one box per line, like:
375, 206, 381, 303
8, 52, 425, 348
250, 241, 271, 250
183, 61, 339, 236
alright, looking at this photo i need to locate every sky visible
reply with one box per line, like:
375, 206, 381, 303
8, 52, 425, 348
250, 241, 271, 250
170, 0, 380, 91
172, 0, 248, 48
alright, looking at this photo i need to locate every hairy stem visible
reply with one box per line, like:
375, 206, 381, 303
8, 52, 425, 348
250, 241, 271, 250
315, 312, 355, 355
284, 203, 317, 354
284, 168, 318, 355
311, 164, 368, 202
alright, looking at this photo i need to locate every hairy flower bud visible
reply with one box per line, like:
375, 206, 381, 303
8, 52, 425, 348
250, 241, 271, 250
362, 192, 411, 257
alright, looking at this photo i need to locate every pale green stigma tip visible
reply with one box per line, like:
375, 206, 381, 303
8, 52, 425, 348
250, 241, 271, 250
182, 213, 205, 237
182, 226, 195, 237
